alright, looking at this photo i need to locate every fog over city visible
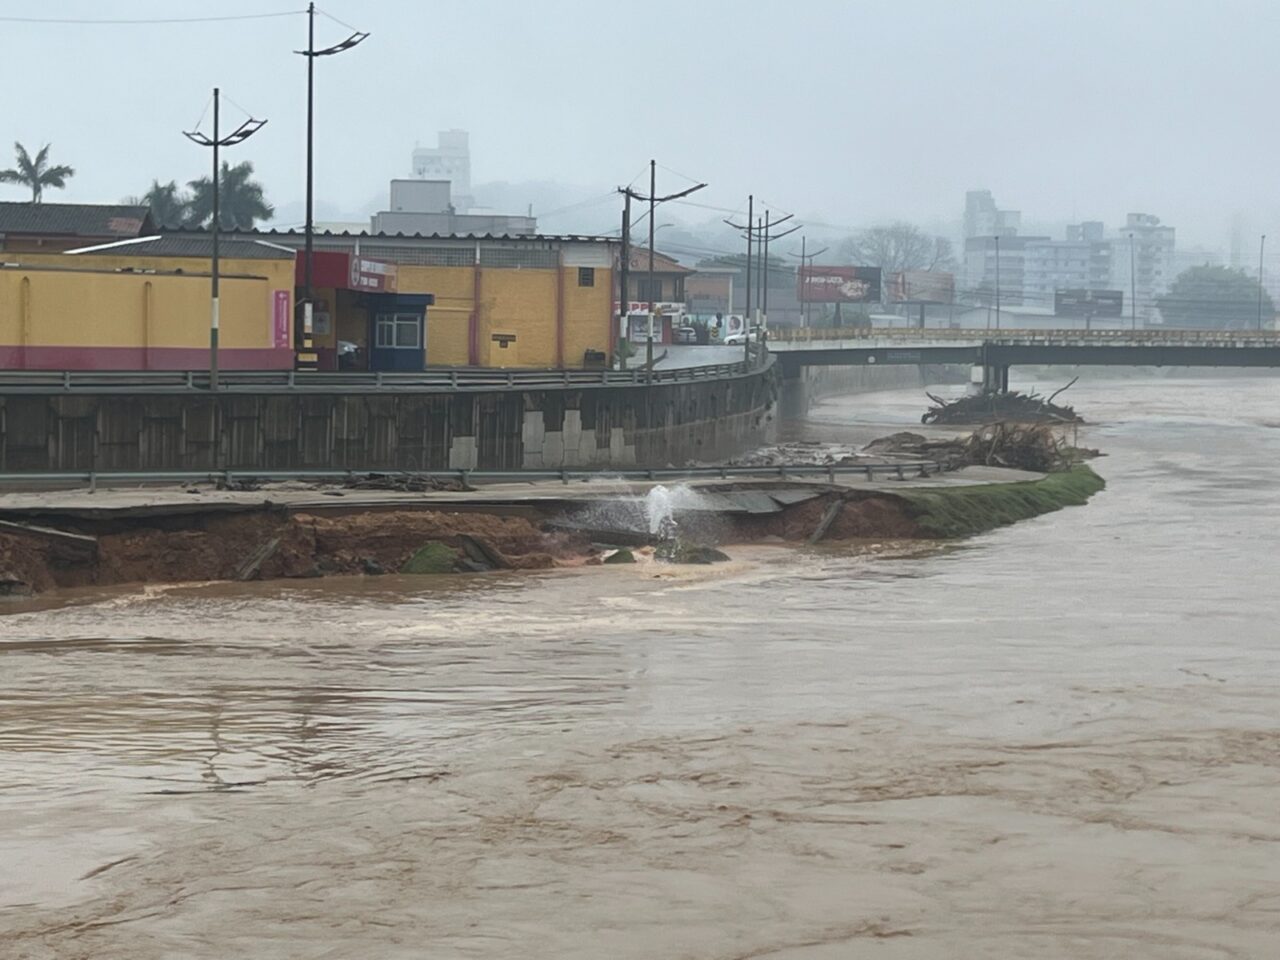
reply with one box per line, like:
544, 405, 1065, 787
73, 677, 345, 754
3, 0, 1278, 251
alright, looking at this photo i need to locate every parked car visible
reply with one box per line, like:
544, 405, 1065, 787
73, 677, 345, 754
674, 325, 698, 344
723, 329, 759, 346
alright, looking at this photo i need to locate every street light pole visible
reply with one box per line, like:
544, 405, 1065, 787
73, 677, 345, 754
619, 161, 706, 377
993, 234, 1001, 330
1129, 232, 1137, 330
296, 2, 369, 370
1259, 234, 1267, 331
184, 88, 267, 390
786, 236, 828, 329
213, 89, 220, 388
757, 210, 799, 340
648, 160, 656, 374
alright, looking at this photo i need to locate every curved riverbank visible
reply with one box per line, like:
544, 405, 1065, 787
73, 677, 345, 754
0, 466, 1105, 597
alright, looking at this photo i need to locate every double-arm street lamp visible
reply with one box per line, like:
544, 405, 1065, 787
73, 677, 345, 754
296, 2, 368, 368
183, 88, 267, 389
620, 161, 706, 376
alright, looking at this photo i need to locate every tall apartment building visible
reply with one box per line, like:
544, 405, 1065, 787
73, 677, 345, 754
963, 189, 1021, 239
1110, 213, 1176, 324
411, 129, 473, 213
963, 234, 1048, 306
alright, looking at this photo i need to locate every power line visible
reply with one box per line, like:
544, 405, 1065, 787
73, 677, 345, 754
316, 6, 361, 32
0, 9, 304, 24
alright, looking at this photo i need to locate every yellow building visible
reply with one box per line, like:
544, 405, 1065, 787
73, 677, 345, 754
229, 231, 619, 371
0, 237, 295, 370
1, 224, 620, 372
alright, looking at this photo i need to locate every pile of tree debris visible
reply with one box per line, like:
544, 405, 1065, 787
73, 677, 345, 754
865, 423, 1093, 473
921, 378, 1082, 425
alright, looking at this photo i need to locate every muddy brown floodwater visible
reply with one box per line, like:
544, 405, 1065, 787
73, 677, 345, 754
2, 376, 1279, 959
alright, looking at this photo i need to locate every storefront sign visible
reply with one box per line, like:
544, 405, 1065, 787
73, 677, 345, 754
349, 257, 398, 293
273, 290, 291, 347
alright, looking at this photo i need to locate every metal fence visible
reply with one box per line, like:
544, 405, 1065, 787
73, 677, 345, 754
0, 459, 954, 492
0, 353, 770, 394
770, 326, 1280, 345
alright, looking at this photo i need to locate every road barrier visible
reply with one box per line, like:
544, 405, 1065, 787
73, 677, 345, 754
0, 459, 954, 492
0, 351, 770, 395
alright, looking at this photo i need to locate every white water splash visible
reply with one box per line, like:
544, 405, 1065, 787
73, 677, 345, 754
643, 484, 715, 540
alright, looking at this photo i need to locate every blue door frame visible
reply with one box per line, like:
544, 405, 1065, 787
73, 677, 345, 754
367, 293, 434, 372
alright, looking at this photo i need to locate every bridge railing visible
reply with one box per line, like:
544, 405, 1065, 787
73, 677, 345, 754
769, 326, 1280, 344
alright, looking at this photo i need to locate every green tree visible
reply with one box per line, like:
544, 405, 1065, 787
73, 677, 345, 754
139, 179, 190, 228
186, 160, 274, 229
0, 142, 75, 203
1157, 265, 1274, 329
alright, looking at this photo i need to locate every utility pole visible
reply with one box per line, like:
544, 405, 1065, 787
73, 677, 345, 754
619, 161, 706, 378
755, 215, 764, 320
617, 191, 631, 368
787, 236, 828, 328
725, 197, 753, 365
758, 210, 799, 338
297, 2, 368, 370
726, 203, 797, 361
1259, 234, 1267, 331
648, 161, 657, 373
1129, 232, 1137, 330
184, 89, 267, 389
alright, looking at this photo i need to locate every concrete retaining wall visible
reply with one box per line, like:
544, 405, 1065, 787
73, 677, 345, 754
0, 366, 778, 473
778, 364, 963, 417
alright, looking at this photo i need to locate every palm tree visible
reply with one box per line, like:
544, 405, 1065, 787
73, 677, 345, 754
138, 179, 190, 229
186, 160, 274, 230
0, 142, 75, 203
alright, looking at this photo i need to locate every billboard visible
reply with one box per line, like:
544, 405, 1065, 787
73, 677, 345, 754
888, 270, 955, 304
797, 266, 881, 303
1055, 289, 1123, 317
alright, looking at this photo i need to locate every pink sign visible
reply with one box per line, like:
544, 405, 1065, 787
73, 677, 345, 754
273, 290, 291, 348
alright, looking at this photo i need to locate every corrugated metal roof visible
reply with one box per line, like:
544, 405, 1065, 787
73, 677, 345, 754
0, 201, 153, 238
65, 235, 295, 260
164, 226, 618, 245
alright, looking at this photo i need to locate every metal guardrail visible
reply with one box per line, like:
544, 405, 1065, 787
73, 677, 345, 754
0, 353, 771, 394
0, 460, 953, 492
769, 326, 1280, 345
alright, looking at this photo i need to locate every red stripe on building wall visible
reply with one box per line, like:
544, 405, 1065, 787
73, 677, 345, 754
470, 263, 482, 366
556, 253, 566, 368
0, 346, 297, 371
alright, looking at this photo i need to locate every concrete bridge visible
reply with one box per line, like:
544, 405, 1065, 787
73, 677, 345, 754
767, 327, 1280, 391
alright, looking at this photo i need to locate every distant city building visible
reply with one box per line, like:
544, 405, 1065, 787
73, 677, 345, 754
963, 234, 1047, 306
412, 129, 473, 212
963, 189, 1021, 239
961, 199, 1177, 325
371, 179, 536, 236
1111, 213, 1176, 324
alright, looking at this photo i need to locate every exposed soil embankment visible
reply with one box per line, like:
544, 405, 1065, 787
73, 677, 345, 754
0, 510, 592, 596
736, 466, 1105, 543
0, 467, 1106, 596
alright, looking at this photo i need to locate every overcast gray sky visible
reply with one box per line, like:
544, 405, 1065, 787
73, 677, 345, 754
2, 0, 1276, 250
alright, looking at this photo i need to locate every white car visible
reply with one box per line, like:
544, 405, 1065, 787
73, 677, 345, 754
723, 329, 759, 346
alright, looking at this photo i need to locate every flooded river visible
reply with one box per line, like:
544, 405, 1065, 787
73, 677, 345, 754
3, 376, 1278, 959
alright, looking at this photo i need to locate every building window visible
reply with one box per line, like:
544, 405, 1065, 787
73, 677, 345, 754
375, 313, 421, 349
578, 267, 595, 287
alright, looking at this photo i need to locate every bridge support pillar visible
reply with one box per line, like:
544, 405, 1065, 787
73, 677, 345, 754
970, 363, 1009, 394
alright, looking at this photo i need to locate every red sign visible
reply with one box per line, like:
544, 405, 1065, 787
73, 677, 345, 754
272, 290, 291, 347
349, 256, 398, 293
798, 266, 882, 303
